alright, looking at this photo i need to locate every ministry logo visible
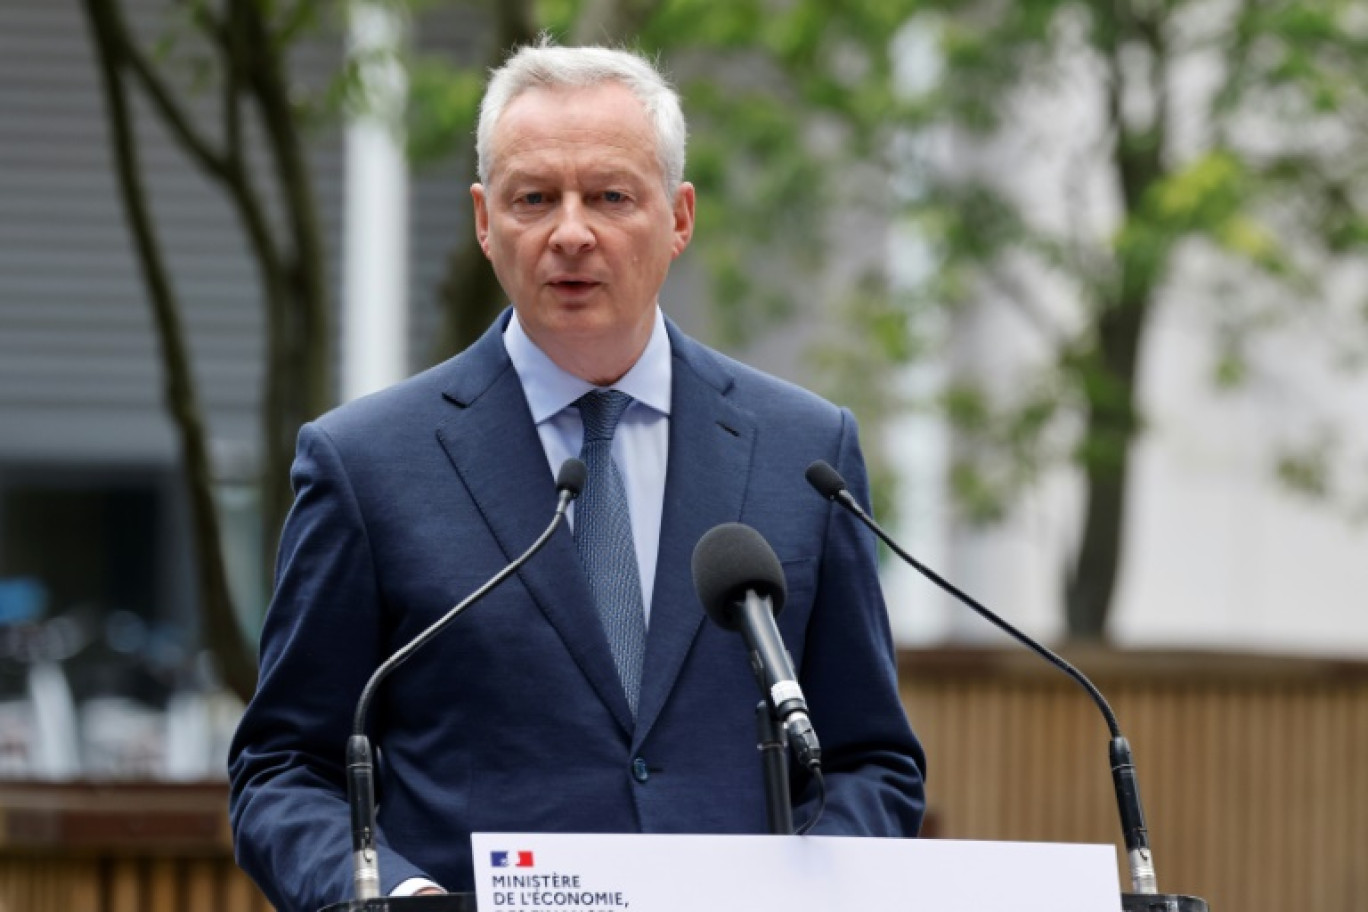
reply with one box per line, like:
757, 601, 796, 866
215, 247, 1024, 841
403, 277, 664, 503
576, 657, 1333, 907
490, 850, 535, 868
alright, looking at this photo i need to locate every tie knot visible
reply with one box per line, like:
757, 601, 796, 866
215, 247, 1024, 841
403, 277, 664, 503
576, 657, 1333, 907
577, 390, 633, 442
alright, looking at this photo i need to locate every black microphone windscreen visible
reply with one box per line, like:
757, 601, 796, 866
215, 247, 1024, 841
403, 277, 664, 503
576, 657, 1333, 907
557, 458, 587, 497
691, 523, 787, 630
805, 460, 847, 500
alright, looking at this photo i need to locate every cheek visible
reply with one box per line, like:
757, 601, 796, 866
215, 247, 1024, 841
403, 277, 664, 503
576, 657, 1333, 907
488, 231, 528, 267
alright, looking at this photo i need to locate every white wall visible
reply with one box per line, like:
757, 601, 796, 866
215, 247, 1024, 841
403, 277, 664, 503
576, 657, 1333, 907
885, 14, 1368, 657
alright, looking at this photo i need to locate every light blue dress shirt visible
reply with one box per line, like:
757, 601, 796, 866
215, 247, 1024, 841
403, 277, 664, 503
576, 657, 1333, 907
503, 308, 672, 622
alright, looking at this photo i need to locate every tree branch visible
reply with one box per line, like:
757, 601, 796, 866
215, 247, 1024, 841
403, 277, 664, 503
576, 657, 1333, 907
982, 262, 1070, 349
220, 0, 245, 173
107, 0, 233, 184
235, 3, 332, 570
82, 0, 258, 702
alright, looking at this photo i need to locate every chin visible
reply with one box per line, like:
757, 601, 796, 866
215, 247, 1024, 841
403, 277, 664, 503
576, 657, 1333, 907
545, 304, 620, 334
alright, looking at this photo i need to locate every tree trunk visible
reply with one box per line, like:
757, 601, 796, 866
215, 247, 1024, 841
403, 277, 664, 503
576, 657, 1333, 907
83, 0, 337, 700
83, 0, 259, 701
1065, 303, 1147, 639
239, 4, 333, 584
1064, 2, 1169, 639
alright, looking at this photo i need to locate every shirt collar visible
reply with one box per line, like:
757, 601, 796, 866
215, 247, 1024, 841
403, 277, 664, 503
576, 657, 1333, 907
504, 307, 673, 424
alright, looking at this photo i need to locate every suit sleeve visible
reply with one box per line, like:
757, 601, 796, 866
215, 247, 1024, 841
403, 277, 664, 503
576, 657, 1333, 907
228, 422, 431, 912
793, 408, 927, 836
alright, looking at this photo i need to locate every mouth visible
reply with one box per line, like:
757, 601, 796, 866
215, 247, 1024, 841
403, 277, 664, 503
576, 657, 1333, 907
546, 276, 603, 297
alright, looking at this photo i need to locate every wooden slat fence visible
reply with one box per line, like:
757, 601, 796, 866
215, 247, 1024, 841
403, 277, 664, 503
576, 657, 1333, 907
900, 646, 1368, 912
0, 782, 270, 912
1, 647, 1364, 911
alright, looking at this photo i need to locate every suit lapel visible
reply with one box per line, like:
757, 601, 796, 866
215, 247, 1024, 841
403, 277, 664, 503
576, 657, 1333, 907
633, 325, 754, 747
434, 318, 635, 735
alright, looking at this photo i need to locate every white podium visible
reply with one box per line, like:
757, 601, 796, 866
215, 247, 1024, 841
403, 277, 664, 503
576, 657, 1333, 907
471, 832, 1122, 912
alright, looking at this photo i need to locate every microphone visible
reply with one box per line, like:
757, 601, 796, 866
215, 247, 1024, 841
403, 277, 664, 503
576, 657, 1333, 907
346, 458, 585, 900
691, 523, 822, 774
806, 460, 1207, 911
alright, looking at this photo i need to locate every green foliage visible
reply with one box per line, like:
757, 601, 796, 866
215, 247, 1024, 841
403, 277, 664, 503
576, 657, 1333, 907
1211, 341, 1248, 389
395, 0, 1368, 619
675, 81, 824, 346
1276, 438, 1334, 499
144, 0, 371, 136
881, 0, 1368, 634
406, 57, 484, 166
900, 0, 1368, 502
631, 0, 925, 351
275, 0, 332, 47
941, 373, 1069, 523
921, 182, 1031, 271
807, 271, 923, 524
530, 0, 579, 35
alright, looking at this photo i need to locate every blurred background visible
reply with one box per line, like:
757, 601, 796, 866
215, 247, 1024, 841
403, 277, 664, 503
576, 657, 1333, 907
0, 0, 1365, 909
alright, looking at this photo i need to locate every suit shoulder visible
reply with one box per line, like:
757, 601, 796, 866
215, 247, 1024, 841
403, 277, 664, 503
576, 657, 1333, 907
674, 333, 847, 427
308, 347, 504, 448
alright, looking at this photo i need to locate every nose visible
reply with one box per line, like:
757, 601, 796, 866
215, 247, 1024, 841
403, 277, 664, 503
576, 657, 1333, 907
548, 196, 595, 255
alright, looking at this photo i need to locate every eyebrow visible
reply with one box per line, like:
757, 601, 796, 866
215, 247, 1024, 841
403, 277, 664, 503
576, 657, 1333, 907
498, 165, 648, 188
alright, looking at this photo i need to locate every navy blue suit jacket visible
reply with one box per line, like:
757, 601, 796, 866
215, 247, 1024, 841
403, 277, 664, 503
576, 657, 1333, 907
228, 313, 925, 912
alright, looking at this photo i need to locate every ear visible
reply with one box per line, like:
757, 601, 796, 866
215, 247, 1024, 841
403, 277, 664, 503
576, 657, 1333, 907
670, 182, 696, 258
471, 184, 492, 258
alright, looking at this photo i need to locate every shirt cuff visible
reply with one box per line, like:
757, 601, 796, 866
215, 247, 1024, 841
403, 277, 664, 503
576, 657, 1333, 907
392, 877, 444, 896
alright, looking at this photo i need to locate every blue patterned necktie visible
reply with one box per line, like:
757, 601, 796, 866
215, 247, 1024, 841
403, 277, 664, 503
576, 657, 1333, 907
574, 390, 648, 716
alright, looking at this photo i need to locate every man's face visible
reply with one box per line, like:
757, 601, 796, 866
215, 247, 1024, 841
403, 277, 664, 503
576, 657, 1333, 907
472, 81, 695, 385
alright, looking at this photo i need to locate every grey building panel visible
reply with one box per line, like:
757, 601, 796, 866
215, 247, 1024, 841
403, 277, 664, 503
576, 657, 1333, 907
407, 6, 490, 367
0, 0, 344, 468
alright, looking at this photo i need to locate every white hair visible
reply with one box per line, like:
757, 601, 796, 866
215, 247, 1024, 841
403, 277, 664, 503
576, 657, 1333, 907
476, 37, 687, 191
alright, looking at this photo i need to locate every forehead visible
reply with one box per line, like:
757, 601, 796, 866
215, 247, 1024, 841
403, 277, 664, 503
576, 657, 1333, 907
488, 82, 661, 182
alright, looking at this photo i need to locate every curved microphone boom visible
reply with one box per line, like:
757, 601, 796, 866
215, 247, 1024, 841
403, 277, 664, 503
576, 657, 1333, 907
805, 459, 1203, 909
346, 458, 585, 901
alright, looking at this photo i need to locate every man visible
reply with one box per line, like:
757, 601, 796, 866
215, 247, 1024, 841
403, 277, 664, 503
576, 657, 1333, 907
229, 40, 925, 912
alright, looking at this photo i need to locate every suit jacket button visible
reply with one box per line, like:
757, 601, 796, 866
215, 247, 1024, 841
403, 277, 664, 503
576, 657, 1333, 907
631, 757, 649, 783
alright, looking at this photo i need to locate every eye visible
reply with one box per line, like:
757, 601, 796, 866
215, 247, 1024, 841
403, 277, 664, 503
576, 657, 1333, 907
602, 190, 627, 204
522, 191, 546, 206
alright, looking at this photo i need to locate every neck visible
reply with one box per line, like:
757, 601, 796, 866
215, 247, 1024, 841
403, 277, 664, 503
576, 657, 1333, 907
530, 310, 657, 388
